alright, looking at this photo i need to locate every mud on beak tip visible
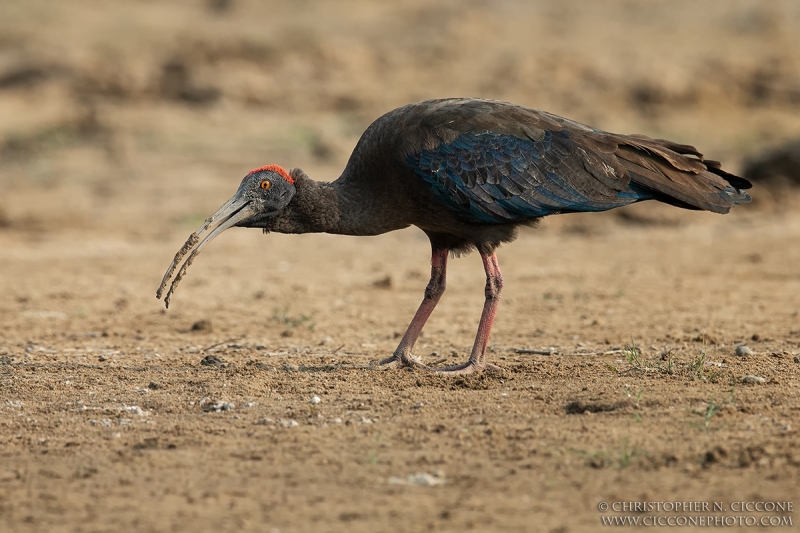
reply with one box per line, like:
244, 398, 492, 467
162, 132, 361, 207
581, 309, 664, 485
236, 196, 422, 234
156, 197, 253, 302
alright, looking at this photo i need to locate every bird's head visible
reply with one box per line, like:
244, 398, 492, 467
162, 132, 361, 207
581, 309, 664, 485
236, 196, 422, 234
156, 164, 296, 307
227, 164, 297, 227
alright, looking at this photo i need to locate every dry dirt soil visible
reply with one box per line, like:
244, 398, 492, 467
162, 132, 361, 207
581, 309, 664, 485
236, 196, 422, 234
1, 1, 800, 532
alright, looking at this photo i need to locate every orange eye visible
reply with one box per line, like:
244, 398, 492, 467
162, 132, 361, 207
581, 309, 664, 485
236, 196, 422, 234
260, 180, 272, 190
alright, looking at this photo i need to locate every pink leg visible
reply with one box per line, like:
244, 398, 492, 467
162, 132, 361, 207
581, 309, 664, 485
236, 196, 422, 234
379, 248, 448, 368
433, 252, 504, 374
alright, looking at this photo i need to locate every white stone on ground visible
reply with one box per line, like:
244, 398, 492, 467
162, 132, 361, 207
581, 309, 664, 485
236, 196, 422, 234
734, 345, 753, 356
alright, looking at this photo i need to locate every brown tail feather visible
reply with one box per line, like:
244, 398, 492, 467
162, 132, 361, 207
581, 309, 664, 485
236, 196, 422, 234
611, 137, 752, 213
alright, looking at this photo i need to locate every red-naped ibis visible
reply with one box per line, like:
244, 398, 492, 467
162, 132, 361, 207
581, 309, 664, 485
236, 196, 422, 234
156, 98, 751, 374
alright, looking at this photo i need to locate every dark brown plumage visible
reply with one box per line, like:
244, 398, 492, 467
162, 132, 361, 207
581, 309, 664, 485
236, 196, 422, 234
157, 98, 751, 374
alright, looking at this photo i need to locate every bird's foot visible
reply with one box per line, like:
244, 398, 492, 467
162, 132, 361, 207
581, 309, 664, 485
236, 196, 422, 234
428, 360, 504, 375
377, 352, 428, 370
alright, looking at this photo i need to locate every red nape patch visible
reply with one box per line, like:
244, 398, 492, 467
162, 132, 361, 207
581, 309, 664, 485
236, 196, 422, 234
248, 164, 294, 184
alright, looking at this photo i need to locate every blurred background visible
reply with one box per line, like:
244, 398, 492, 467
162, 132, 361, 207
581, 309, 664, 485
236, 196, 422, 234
1, 0, 799, 238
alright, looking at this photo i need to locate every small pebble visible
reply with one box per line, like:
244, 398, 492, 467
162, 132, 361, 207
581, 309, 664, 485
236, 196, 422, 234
330, 417, 343, 424
359, 417, 373, 424
125, 405, 148, 416
98, 355, 107, 362
794, 356, 799, 364
148, 382, 161, 390
191, 319, 213, 332
734, 345, 753, 356
372, 275, 393, 289
203, 401, 234, 412
742, 375, 766, 384
243, 402, 257, 408
200, 354, 225, 367
388, 472, 445, 486
280, 419, 299, 428
309, 395, 321, 405
408, 473, 444, 486
255, 417, 273, 425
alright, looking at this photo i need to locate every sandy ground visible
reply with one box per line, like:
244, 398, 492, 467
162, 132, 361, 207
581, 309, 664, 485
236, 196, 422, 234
1, 1, 800, 532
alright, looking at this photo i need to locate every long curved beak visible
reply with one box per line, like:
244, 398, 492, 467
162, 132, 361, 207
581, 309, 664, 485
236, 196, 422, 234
156, 195, 255, 308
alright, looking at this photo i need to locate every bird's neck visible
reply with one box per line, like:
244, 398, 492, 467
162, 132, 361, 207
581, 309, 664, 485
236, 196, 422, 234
266, 169, 409, 236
